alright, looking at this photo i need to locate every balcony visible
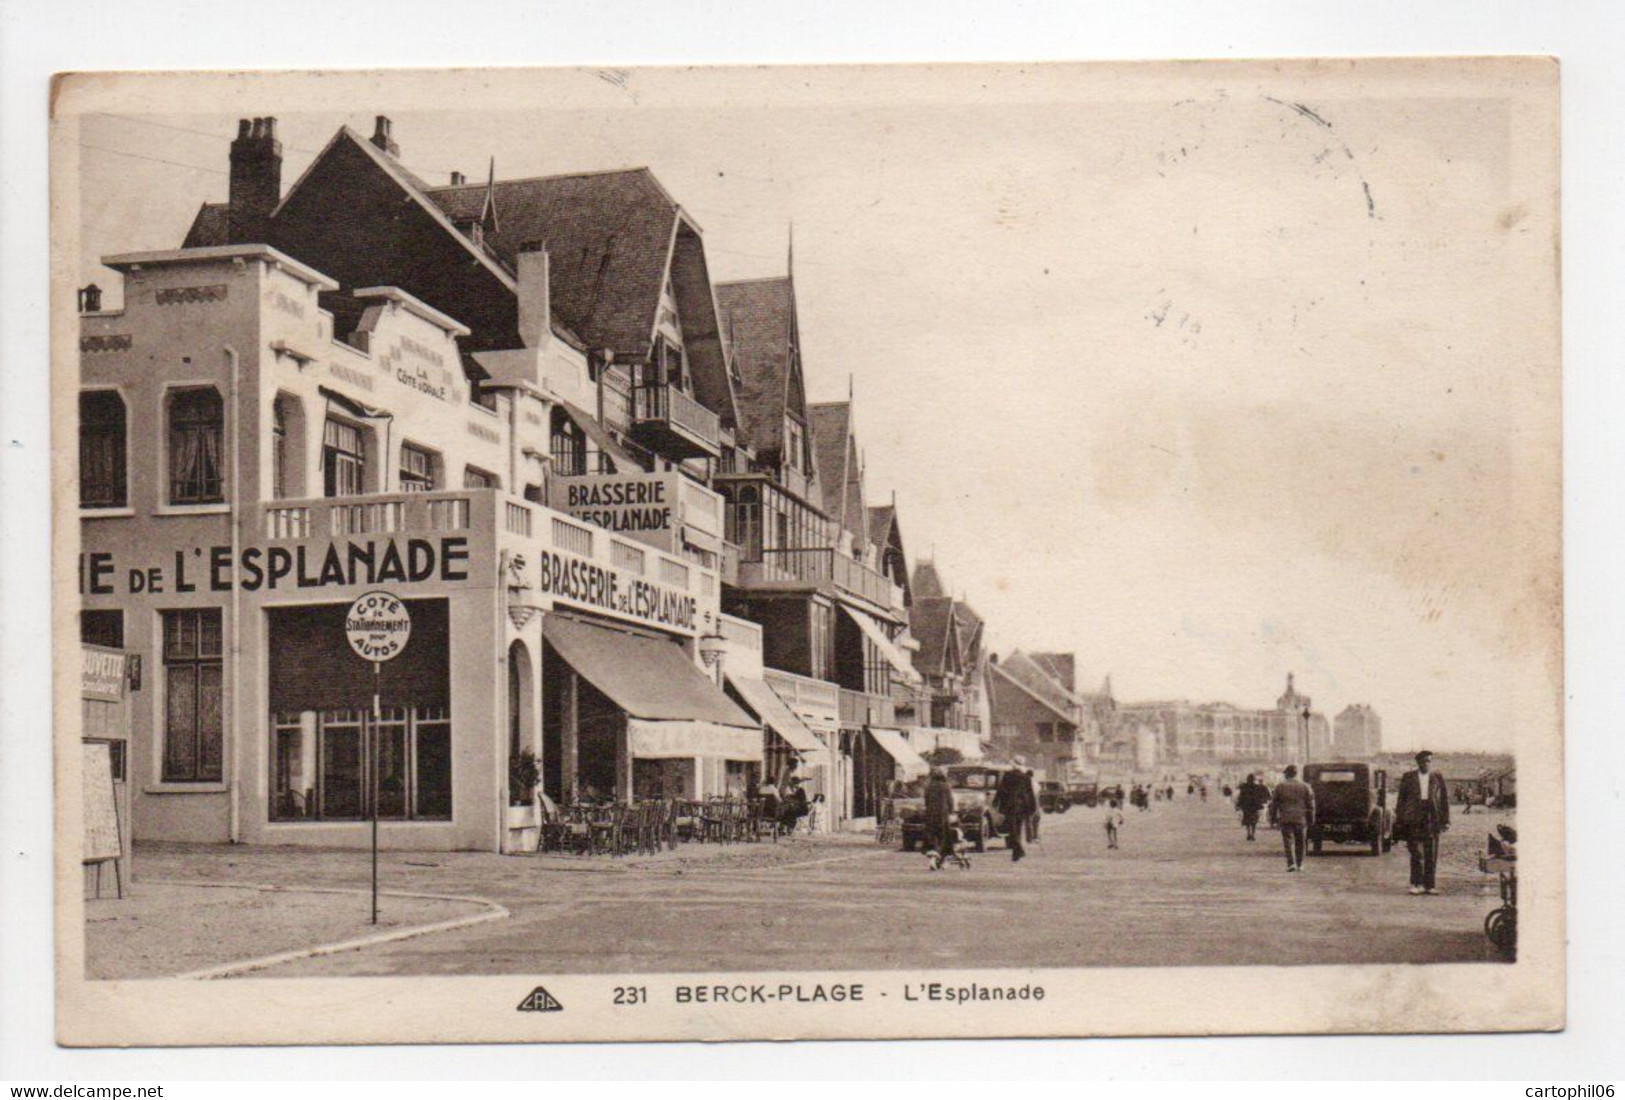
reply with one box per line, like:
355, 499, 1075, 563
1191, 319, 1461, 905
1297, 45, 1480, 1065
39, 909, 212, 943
738, 547, 901, 615
839, 688, 896, 728
763, 668, 840, 729
262, 488, 484, 541
630, 382, 720, 460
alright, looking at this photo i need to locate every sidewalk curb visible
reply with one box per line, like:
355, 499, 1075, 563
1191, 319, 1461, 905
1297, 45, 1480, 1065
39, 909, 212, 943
142, 878, 509, 980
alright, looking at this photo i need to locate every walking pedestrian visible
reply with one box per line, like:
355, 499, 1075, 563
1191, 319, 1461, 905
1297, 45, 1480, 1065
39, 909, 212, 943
1271, 765, 1316, 872
1025, 769, 1041, 841
1394, 749, 1451, 895
922, 767, 956, 871
1103, 797, 1124, 849
1200, 785, 1208, 803
1235, 773, 1269, 841
994, 765, 1037, 863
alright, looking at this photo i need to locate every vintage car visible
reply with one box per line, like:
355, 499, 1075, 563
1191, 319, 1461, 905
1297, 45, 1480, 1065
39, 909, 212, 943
1304, 762, 1394, 855
1067, 780, 1099, 807
893, 764, 1013, 852
1038, 780, 1071, 814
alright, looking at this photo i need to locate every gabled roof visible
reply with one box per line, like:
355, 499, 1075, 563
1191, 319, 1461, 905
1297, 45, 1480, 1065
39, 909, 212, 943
182, 202, 230, 248
910, 596, 958, 678
912, 560, 948, 599
422, 168, 675, 357
1029, 652, 1077, 694
996, 650, 1084, 720
988, 657, 1080, 729
866, 504, 895, 551
808, 401, 866, 539
715, 276, 798, 457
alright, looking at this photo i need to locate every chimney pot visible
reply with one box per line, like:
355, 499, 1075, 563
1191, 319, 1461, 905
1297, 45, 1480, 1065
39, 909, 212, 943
229, 114, 283, 244
450, 170, 466, 186
370, 115, 399, 157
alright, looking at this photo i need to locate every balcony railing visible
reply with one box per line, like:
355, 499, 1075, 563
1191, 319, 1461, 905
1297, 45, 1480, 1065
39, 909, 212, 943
630, 382, 720, 458
751, 547, 897, 609
763, 668, 841, 726
839, 688, 896, 728
264, 490, 477, 540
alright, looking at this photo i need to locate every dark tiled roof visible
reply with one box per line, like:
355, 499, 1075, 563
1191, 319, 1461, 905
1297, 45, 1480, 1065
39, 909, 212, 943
866, 504, 895, 551
910, 596, 957, 677
715, 277, 794, 455
808, 401, 867, 536
912, 560, 948, 599
990, 653, 1080, 728
1029, 652, 1077, 694
423, 168, 678, 357
182, 202, 230, 248
998, 651, 1082, 717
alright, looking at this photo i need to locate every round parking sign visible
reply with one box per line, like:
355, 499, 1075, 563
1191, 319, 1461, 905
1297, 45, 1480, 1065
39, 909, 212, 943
345, 590, 412, 663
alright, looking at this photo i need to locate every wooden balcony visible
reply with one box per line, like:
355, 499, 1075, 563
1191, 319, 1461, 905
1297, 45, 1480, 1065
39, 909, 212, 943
738, 547, 901, 615
839, 688, 896, 728
630, 382, 721, 459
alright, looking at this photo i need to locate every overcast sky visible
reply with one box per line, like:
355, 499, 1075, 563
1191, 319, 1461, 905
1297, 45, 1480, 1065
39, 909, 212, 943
69, 63, 1558, 752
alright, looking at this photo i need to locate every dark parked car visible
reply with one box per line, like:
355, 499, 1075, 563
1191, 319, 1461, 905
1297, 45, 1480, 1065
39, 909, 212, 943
1038, 780, 1071, 814
894, 765, 1013, 852
1304, 762, 1393, 856
1067, 781, 1099, 807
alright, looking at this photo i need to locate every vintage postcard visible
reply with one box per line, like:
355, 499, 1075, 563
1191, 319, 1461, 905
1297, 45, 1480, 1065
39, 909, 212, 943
51, 58, 1561, 1045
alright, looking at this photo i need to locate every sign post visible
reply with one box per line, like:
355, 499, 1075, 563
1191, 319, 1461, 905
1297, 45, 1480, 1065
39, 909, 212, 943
345, 590, 412, 924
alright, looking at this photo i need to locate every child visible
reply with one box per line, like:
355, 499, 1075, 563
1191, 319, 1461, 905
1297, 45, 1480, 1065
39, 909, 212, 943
1103, 798, 1125, 849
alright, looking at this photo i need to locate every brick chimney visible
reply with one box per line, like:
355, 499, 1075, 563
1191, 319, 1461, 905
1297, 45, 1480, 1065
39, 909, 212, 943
516, 240, 551, 349
228, 117, 282, 244
370, 115, 399, 157
450, 170, 466, 186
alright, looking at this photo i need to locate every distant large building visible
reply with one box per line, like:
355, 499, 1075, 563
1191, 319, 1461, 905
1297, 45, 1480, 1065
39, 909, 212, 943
1109, 673, 1331, 771
1333, 704, 1383, 758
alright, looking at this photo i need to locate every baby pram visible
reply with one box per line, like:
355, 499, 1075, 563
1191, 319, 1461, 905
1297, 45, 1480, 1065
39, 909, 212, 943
927, 817, 972, 870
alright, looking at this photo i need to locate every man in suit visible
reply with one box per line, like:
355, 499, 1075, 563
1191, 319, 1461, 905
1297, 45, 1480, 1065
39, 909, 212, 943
1395, 749, 1451, 895
994, 765, 1037, 863
1271, 764, 1316, 872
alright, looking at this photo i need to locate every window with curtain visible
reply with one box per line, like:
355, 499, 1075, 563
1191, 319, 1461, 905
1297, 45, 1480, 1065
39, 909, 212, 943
161, 608, 223, 782
167, 388, 224, 505
322, 417, 366, 497
399, 443, 436, 493
79, 390, 127, 508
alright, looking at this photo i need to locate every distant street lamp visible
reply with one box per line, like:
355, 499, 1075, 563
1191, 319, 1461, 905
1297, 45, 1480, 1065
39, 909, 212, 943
1300, 704, 1313, 765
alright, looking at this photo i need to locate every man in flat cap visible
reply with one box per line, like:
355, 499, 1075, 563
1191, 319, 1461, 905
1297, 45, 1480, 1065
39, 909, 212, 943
1394, 749, 1451, 895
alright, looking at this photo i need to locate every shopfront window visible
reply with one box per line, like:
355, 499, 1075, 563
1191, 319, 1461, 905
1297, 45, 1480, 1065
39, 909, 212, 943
266, 600, 452, 821
161, 608, 223, 782
80, 609, 124, 649
79, 390, 127, 508
322, 417, 366, 497
167, 388, 224, 505
271, 706, 452, 822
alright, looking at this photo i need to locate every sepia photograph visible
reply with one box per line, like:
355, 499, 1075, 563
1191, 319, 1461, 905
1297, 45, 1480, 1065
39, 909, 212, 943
48, 57, 1561, 1046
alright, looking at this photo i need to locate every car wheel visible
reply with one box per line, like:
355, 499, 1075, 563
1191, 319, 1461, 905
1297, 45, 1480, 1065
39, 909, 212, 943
1369, 831, 1382, 856
901, 834, 916, 852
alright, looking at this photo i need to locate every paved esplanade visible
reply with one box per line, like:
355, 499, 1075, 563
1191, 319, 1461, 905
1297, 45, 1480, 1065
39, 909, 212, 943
135, 796, 1509, 975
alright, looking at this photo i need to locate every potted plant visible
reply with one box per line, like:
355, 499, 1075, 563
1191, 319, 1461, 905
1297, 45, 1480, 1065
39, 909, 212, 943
506, 749, 540, 831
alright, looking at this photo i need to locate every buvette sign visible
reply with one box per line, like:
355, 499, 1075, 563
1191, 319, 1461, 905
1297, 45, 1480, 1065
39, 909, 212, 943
345, 590, 412, 663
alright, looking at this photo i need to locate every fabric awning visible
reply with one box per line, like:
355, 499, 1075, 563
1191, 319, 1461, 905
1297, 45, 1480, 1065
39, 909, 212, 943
318, 384, 391, 420
680, 525, 722, 556
840, 606, 923, 686
868, 726, 928, 779
557, 399, 644, 472
726, 673, 826, 757
627, 719, 761, 762
542, 614, 755, 728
